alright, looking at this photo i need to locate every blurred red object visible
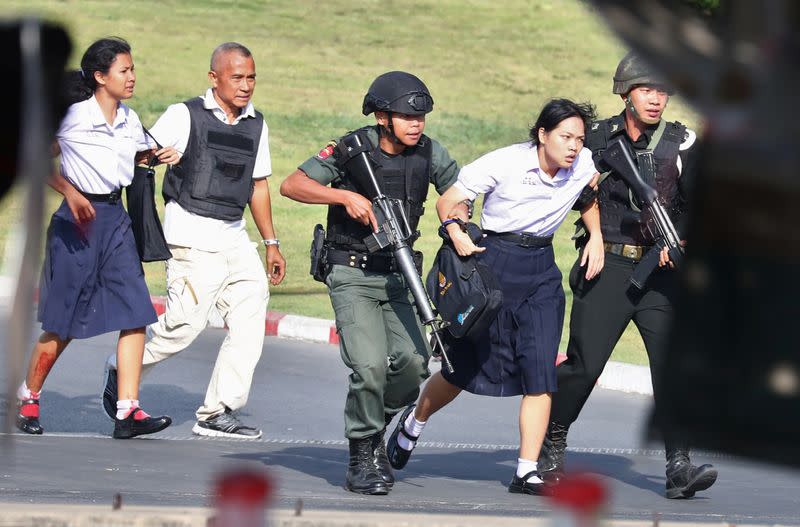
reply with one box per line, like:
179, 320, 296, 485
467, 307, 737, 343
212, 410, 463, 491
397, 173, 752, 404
214, 468, 274, 527
547, 473, 609, 518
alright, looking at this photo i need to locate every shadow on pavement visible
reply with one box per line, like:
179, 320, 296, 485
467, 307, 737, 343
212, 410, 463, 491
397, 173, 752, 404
225, 446, 688, 499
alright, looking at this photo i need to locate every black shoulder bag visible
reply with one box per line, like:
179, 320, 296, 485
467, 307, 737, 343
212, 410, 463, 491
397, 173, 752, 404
125, 127, 172, 262
425, 221, 503, 340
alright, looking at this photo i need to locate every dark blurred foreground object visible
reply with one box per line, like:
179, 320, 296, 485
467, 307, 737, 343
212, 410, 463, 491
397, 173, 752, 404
592, 0, 800, 465
0, 20, 70, 199
1, 20, 71, 435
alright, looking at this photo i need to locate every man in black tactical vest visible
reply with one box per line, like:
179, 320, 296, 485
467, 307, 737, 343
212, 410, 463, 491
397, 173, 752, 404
281, 71, 461, 495
102, 42, 285, 439
537, 53, 719, 499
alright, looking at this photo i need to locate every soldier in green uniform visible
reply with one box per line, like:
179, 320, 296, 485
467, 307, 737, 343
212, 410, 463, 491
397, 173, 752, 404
280, 71, 461, 495
536, 53, 719, 499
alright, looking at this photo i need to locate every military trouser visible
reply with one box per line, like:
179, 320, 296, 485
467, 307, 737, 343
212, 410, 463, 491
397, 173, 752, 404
326, 265, 431, 439
552, 252, 684, 450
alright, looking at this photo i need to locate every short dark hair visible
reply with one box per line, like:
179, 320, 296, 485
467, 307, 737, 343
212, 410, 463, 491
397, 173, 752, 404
64, 37, 131, 104
529, 98, 596, 145
210, 42, 253, 71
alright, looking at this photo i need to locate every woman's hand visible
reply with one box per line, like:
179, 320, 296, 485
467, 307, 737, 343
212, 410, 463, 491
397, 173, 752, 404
581, 232, 604, 280
449, 224, 485, 257
64, 188, 95, 224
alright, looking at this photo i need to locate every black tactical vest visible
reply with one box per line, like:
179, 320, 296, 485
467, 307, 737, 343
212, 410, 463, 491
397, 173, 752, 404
587, 116, 686, 245
326, 126, 432, 252
162, 97, 263, 221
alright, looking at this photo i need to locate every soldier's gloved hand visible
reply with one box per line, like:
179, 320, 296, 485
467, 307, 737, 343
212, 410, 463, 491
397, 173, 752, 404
339, 189, 378, 232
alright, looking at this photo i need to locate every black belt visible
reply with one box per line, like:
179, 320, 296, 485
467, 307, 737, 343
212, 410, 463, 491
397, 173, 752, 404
80, 188, 122, 203
326, 248, 399, 273
485, 230, 553, 248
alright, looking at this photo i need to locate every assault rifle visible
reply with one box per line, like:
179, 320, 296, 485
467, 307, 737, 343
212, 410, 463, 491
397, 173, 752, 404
601, 138, 684, 289
336, 133, 455, 373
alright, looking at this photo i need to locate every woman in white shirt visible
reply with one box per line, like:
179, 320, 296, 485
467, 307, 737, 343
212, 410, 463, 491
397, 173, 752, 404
387, 99, 605, 494
15, 38, 177, 439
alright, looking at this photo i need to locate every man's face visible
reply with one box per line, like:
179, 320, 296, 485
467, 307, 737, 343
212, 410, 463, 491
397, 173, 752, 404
624, 84, 669, 125
376, 112, 427, 147
209, 52, 256, 110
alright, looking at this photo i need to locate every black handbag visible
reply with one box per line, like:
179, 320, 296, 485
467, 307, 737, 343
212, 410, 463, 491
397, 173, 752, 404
125, 128, 171, 262
425, 222, 503, 340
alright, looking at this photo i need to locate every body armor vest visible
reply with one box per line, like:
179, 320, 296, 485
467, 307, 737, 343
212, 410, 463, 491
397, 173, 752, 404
587, 117, 686, 245
326, 126, 432, 252
162, 98, 263, 222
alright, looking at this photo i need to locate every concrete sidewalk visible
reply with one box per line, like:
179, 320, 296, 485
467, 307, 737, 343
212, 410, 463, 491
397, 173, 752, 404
0, 505, 790, 527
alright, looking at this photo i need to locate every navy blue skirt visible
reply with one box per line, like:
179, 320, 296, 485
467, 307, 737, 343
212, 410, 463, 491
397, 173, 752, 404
37, 200, 157, 340
442, 235, 565, 396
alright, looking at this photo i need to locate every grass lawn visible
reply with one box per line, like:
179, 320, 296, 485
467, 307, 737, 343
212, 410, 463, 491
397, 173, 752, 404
2, 0, 701, 366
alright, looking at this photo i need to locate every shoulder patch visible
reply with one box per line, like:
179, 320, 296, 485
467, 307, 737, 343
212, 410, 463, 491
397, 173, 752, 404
591, 122, 600, 131
316, 140, 338, 160
679, 129, 697, 151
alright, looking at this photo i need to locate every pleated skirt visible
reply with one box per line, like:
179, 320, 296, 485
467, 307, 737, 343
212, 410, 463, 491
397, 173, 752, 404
37, 200, 157, 340
442, 235, 565, 396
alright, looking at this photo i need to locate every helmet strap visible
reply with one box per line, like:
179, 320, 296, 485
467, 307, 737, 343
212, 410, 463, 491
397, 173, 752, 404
624, 96, 640, 121
381, 111, 402, 144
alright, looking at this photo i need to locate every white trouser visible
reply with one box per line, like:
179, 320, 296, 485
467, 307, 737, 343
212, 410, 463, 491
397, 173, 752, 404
144, 242, 268, 420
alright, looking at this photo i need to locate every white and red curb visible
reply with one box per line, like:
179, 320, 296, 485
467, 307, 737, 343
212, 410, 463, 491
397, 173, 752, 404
150, 295, 654, 397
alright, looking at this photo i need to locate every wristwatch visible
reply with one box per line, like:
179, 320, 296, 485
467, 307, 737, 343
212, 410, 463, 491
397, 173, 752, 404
262, 239, 280, 248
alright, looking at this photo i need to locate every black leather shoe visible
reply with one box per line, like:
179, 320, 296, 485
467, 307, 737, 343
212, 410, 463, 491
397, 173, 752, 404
113, 408, 172, 439
16, 399, 43, 435
102, 361, 117, 420
665, 449, 718, 499
345, 437, 390, 495
386, 404, 418, 470
538, 421, 569, 484
371, 429, 395, 487
509, 470, 546, 495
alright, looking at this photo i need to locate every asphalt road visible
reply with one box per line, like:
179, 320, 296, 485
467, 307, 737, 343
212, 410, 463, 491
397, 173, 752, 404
1, 327, 799, 524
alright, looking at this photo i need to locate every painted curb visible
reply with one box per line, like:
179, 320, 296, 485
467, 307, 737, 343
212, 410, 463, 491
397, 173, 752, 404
149, 295, 653, 396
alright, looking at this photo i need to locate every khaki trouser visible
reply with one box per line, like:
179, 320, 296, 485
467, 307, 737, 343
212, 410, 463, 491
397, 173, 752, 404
143, 242, 268, 420
326, 265, 431, 439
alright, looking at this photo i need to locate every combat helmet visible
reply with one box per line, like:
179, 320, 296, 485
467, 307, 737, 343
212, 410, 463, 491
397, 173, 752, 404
362, 71, 434, 116
612, 52, 673, 95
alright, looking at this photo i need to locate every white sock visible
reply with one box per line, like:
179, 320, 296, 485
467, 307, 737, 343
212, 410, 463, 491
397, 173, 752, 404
516, 458, 542, 480
116, 399, 138, 420
397, 411, 426, 451
17, 381, 39, 401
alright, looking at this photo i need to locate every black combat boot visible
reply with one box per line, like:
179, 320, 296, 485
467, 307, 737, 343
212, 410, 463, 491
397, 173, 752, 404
371, 429, 395, 488
345, 437, 390, 495
665, 448, 718, 499
538, 421, 569, 484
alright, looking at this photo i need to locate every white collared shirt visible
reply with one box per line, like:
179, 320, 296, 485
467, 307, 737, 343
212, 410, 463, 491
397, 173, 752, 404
454, 142, 595, 237
149, 89, 272, 251
56, 95, 152, 193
